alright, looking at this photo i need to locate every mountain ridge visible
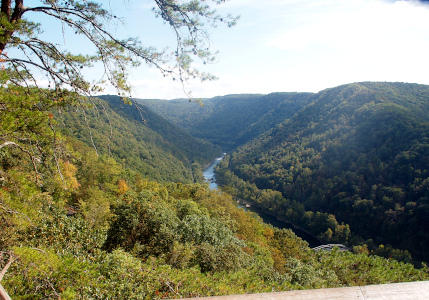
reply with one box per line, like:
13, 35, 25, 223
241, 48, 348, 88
214, 81, 429, 262
136, 92, 314, 151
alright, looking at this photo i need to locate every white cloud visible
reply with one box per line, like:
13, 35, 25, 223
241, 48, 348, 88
100, 0, 429, 99
268, 0, 429, 49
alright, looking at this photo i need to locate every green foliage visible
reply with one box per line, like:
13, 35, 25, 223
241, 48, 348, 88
0, 0, 237, 103
57, 97, 220, 184
216, 82, 429, 262
371, 244, 413, 264
3, 155, 429, 298
22, 203, 107, 257
104, 188, 249, 272
285, 257, 339, 289
3, 82, 429, 299
100, 95, 222, 168
104, 191, 180, 257
99, 249, 150, 299
0, 79, 74, 187
138, 92, 313, 151
313, 248, 429, 286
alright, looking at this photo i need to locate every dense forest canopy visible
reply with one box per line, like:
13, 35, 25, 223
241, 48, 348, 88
98, 95, 222, 168
137, 92, 314, 151
2, 74, 429, 298
1, 0, 429, 298
213, 82, 429, 262
2, 4, 429, 292
57, 96, 221, 183
1, 85, 429, 299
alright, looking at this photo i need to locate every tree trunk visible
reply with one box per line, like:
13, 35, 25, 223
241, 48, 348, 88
0, 0, 25, 53
0, 284, 11, 300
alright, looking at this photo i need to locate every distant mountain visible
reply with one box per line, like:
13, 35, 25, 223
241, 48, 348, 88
137, 93, 314, 151
7, 78, 429, 299
217, 82, 429, 261
99, 95, 222, 167
58, 82, 429, 260
58, 96, 221, 183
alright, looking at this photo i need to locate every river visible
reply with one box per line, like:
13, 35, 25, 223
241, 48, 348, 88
203, 154, 225, 190
203, 155, 320, 248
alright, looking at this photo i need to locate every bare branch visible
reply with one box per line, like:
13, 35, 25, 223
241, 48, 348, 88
0, 202, 32, 222
0, 141, 17, 149
0, 251, 14, 282
0, 140, 43, 181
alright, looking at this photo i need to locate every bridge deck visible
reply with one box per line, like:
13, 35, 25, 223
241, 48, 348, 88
180, 281, 429, 300
312, 243, 350, 252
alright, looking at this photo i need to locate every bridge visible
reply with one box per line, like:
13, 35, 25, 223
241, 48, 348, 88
180, 281, 429, 300
312, 243, 350, 252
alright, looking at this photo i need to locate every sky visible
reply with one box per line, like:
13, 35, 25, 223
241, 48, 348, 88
28, 0, 429, 99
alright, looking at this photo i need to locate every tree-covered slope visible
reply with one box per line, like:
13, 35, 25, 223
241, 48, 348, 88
137, 93, 314, 151
217, 82, 429, 261
59, 96, 221, 184
99, 95, 222, 167
2, 82, 429, 299
4, 148, 428, 299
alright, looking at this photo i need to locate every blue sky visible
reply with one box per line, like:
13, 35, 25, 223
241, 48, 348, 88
29, 0, 429, 99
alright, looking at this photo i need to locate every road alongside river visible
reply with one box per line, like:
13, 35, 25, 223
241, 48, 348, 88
203, 155, 320, 248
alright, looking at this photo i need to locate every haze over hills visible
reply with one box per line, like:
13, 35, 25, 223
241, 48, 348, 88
58, 95, 221, 183
4, 0, 429, 297
137, 93, 314, 151
133, 81, 429, 262
98, 95, 222, 168
4, 81, 429, 298
215, 82, 429, 262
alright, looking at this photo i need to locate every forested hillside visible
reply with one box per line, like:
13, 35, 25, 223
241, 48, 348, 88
2, 81, 429, 299
58, 96, 221, 183
137, 93, 313, 151
99, 95, 222, 168
216, 82, 429, 262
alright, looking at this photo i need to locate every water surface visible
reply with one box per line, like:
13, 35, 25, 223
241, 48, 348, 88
203, 156, 320, 247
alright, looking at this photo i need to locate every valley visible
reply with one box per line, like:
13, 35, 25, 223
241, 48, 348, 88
2, 81, 429, 298
203, 156, 321, 248
140, 82, 429, 263
2, 1, 429, 298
